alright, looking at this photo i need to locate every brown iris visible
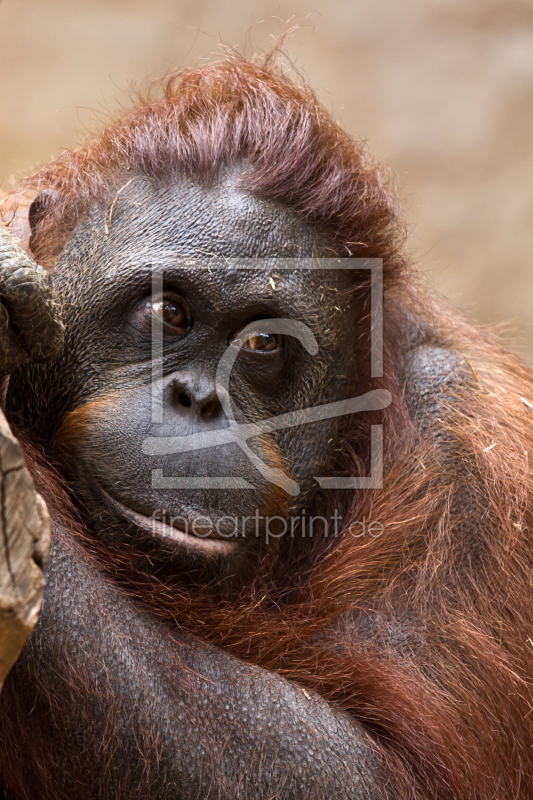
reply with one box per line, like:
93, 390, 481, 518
152, 298, 190, 333
240, 332, 279, 353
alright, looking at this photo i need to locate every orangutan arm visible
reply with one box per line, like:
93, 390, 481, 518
0, 526, 408, 800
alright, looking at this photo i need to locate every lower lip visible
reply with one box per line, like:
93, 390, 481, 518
100, 489, 240, 555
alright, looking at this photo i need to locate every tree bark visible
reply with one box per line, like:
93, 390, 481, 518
0, 408, 49, 688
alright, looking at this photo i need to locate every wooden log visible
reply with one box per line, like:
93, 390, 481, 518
0, 408, 49, 688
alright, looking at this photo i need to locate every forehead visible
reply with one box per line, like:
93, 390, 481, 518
75, 172, 331, 259
56, 172, 352, 308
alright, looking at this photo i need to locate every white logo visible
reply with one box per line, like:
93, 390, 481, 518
143, 258, 389, 494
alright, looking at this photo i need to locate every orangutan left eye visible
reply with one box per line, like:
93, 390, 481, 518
235, 332, 279, 353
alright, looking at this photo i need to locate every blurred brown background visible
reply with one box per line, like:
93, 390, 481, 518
1, 0, 532, 361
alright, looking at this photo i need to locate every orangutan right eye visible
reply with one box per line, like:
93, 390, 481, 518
152, 298, 189, 331
135, 293, 191, 337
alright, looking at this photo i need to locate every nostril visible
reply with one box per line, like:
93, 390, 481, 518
200, 399, 219, 418
171, 377, 219, 415
177, 391, 192, 408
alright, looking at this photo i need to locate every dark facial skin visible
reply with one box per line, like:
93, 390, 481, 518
8, 172, 358, 588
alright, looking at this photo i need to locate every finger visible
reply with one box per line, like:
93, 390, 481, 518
0, 226, 64, 363
0, 303, 25, 374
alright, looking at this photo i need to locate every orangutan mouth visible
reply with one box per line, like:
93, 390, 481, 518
100, 488, 240, 555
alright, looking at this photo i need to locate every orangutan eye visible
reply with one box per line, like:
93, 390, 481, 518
236, 332, 280, 353
151, 297, 190, 333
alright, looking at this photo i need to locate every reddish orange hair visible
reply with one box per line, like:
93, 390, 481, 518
20, 53, 405, 280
